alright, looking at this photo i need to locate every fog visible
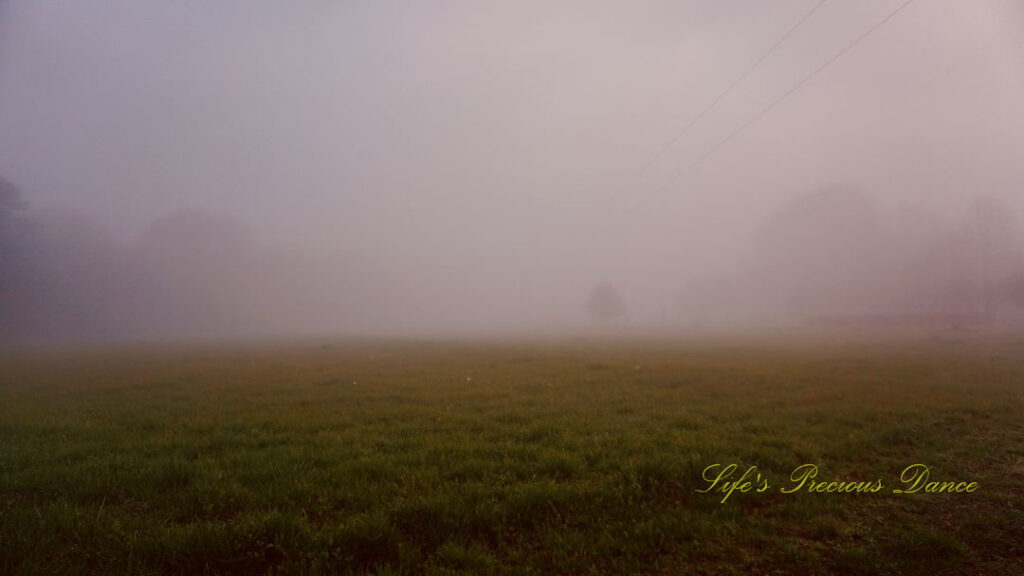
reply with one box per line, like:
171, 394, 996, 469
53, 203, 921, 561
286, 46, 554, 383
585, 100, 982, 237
2, 1, 1023, 340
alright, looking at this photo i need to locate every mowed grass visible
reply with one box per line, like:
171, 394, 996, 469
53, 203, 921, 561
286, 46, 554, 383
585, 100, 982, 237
0, 334, 1022, 575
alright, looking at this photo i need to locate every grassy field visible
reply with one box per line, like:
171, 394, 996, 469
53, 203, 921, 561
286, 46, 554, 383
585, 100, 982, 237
1, 334, 1022, 575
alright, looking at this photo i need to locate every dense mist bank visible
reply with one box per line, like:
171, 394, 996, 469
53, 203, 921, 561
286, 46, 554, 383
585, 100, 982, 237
3, 177, 1022, 341
3, 1, 1023, 341
1, 178, 395, 340
679, 187, 1024, 328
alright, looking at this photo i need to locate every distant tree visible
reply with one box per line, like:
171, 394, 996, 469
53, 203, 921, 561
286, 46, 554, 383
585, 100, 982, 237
0, 176, 25, 212
999, 274, 1024, 308
962, 196, 1017, 317
587, 282, 625, 322
0, 176, 30, 291
0, 176, 38, 338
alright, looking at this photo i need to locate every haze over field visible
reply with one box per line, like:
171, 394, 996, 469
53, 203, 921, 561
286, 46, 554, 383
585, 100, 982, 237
2, 0, 1023, 339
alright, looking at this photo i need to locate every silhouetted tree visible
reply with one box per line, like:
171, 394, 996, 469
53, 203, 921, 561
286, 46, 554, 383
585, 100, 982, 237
999, 274, 1024, 308
0, 177, 39, 337
587, 282, 625, 322
962, 196, 1017, 317
0, 176, 24, 211
0, 176, 30, 291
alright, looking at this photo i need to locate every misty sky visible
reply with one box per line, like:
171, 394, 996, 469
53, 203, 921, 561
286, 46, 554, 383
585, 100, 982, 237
1, 0, 1022, 332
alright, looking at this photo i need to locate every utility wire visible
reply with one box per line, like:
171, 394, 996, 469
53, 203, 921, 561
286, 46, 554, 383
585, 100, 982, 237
595, 0, 917, 253
639, 0, 830, 172
676, 0, 917, 178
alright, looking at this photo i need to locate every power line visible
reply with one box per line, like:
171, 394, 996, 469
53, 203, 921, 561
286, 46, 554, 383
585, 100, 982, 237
593, 0, 917, 249
679, 0, 916, 176
639, 0, 830, 172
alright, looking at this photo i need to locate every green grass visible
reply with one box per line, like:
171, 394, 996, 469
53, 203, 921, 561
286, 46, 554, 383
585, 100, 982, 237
1, 335, 1021, 575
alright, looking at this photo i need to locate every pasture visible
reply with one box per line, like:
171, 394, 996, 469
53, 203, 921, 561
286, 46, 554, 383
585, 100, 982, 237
1, 334, 1021, 574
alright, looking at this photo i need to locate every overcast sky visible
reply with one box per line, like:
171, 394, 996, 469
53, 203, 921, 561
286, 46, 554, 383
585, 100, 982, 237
1, 1, 1022, 331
